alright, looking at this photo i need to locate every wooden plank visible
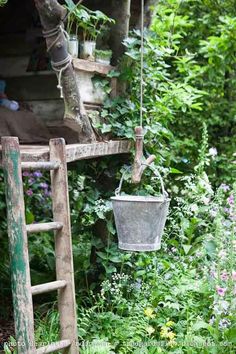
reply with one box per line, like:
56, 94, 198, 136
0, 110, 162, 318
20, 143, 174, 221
0, 56, 54, 78
49, 138, 78, 354
73, 58, 114, 75
31, 280, 67, 296
65, 140, 132, 163
36, 340, 71, 354
0, 140, 132, 164
1, 137, 36, 354
26, 222, 63, 234
21, 161, 59, 171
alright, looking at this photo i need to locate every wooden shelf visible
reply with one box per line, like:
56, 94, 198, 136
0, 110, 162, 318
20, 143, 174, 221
0, 140, 132, 164
0, 57, 114, 78
73, 58, 115, 75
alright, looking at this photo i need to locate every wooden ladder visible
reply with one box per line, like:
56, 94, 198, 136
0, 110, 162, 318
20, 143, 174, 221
2, 137, 78, 354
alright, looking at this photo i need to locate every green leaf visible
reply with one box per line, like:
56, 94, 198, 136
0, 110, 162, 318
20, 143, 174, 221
191, 320, 209, 332
170, 167, 183, 174
26, 210, 35, 224
183, 244, 192, 255
225, 327, 236, 343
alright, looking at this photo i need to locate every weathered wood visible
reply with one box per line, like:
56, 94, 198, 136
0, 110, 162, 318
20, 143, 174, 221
0, 140, 132, 164
65, 140, 132, 163
49, 138, 78, 354
31, 280, 67, 296
110, 77, 118, 98
21, 161, 59, 171
1, 137, 36, 354
132, 126, 155, 183
26, 222, 63, 234
73, 58, 114, 75
36, 340, 71, 354
34, 0, 96, 142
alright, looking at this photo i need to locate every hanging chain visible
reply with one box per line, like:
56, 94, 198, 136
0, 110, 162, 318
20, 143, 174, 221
140, 0, 144, 128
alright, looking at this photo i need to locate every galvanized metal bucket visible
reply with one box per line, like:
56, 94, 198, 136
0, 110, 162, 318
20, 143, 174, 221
111, 167, 170, 252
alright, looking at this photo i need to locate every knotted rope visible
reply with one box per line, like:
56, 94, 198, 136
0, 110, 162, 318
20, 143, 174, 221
43, 24, 71, 98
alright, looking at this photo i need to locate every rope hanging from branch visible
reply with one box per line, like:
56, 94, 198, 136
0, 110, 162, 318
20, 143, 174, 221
131, 0, 156, 184
140, 0, 144, 129
43, 24, 71, 99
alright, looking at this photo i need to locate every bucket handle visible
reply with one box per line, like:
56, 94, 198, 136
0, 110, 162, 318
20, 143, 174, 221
115, 163, 169, 199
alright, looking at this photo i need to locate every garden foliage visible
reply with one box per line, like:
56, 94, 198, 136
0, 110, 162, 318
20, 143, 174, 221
1, 0, 236, 353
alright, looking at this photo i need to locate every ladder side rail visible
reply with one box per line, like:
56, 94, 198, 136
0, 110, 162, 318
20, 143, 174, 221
1, 137, 36, 354
49, 138, 78, 354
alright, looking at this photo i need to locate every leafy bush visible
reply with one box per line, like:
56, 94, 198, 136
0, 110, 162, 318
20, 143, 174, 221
1, 1, 236, 353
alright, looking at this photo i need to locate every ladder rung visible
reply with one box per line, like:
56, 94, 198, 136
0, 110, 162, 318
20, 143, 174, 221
26, 222, 63, 234
31, 280, 67, 296
35, 340, 71, 354
21, 161, 60, 171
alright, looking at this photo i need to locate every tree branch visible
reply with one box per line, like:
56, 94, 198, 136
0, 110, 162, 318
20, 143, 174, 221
34, 0, 96, 143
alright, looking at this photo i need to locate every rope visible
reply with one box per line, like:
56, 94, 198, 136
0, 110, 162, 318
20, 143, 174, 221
43, 24, 71, 98
51, 55, 72, 98
140, 0, 144, 128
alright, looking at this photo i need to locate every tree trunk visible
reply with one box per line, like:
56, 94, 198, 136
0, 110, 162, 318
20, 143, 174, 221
34, 0, 96, 143
136, 0, 159, 28
109, 0, 131, 65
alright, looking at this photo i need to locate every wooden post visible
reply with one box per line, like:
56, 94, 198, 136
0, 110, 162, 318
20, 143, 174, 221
1, 137, 36, 354
49, 138, 78, 354
132, 126, 156, 183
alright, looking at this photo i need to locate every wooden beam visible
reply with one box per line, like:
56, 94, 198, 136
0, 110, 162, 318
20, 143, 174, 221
36, 340, 71, 354
65, 140, 132, 163
0, 140, 132, 164
31, 280, 67, 296
26, 222, 63, 234
1, 137, 36, 354
73, 58, 115, 75
21, 161, 60, 171
50, 138, 78, 354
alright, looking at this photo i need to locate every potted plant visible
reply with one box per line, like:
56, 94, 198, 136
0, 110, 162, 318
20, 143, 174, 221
65, 1, 115, 61
77, 7, 115, 61
95, 49, 112, 65
64, 0, 80, 58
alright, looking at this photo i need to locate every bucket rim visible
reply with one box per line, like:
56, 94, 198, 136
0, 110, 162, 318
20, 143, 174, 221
111, 195, 171, 203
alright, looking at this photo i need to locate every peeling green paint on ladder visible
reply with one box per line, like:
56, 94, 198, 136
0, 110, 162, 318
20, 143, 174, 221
2, 137, 36, 354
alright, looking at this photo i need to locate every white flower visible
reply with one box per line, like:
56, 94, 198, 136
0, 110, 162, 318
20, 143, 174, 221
209, 147, 217, 157
190, 204, 199, 213
218, 250, 227, 259
202, 196, 210, 205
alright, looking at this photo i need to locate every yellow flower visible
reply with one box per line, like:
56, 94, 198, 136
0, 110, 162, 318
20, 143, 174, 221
168, 339, 177, 347
166, 331, 176, 340
166, 320, 175, 327
160, 326, 169, 338
146, 325, 155, 335
144, 307, 156, 318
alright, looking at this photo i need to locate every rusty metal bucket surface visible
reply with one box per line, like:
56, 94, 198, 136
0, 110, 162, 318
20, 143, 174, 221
111, 167, 170, 252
